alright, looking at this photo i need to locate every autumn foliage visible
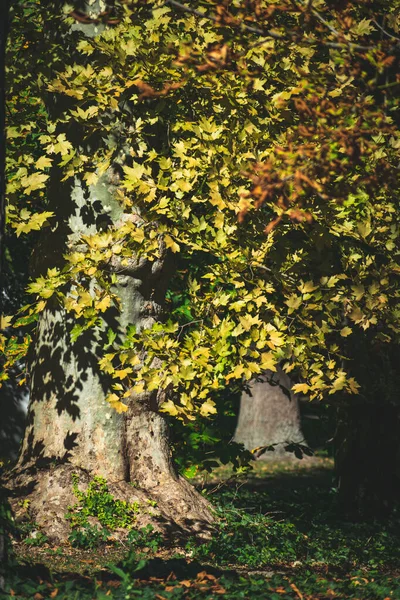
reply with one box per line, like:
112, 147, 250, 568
1, 0, 399, 419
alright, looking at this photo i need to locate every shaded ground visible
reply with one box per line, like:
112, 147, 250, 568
4, 457, 400, 599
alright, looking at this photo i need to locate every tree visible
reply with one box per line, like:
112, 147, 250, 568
2, 0, 400, 536
234, 368, 306, 459
5, 0, 214, 542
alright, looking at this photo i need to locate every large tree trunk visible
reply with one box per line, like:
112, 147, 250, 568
234, 368, 305, 459
8, 174, 212, 541
7, 168, 212, 542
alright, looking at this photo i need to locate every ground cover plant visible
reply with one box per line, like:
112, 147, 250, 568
4, 459, 400, 599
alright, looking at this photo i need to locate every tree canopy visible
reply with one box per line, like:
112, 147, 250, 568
2, 0, 400, 422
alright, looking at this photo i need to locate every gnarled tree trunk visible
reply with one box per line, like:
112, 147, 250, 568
8, 165, 213, 541
234, 368, 305, 459
9, 173, 212, 542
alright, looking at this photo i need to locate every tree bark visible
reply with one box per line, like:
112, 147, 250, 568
234, 368, 305, 459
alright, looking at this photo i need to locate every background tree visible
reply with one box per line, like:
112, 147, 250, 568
234, 368, 306, 459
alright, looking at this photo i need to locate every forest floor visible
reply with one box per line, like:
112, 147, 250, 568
4, 456, 400, 599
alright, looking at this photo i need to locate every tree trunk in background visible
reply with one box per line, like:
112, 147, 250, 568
0, 503, 7, 592
234, 368, 305, 459
0, 488, 11, 592
335, 402, 400, 517
334, 335, 400, 517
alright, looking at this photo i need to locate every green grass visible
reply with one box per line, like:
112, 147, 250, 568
5, 458, 400, 599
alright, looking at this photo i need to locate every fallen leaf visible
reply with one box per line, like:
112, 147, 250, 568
290, 582, 303, 599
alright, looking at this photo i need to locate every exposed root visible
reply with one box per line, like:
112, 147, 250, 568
6, 464, 214, 544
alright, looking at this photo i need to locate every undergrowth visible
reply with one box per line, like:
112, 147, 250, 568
65, 474, 140, 548
5, 460, 400, 599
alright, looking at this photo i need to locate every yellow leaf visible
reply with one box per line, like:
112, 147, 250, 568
20, 172, 49, 195
239, 314, 261, 331
132, 383, 145, 394
99, 354, 115, 374
298, 280, 318, 294
67, 252, 86, 265
35, 156, 53, 170
106, 393, 129, 413
285, 294, 302, 313
199, 399, 217, 417
160, 399, 179, 416
260, 352, 277, 371
52, 133, 73, 156
41, 287, 55, 299
351, 284, 364, 301
0, 315, 12, 329
349, 307, 364, 323
214, 212, 224, 229
47, 267, 59, 278
14, 210, 54, 237
77, 290, 93, 308
84, 171, 99, 186
36, 300, 46, 312
27, 280, 45, 294
226, 364, 244, 381
96, 295, 112, 312
267, 330, 285, 348
357, 221, 371, 238
330, 373, 347, 393
292, 383, 310, 395
128, 354, 141, 366
164, 234, 180, 253
348, 378, 360, 394
114, 368, 132, 379
340, 326, 352, 337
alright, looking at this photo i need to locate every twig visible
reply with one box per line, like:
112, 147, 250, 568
372, 19, 400, 42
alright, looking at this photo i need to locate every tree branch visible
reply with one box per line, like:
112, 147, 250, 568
164, 0, 372, 51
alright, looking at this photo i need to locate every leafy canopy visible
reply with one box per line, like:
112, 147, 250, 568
2, 0, 400, 419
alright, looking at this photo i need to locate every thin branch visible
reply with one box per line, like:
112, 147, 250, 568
372, 19, 400, 42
